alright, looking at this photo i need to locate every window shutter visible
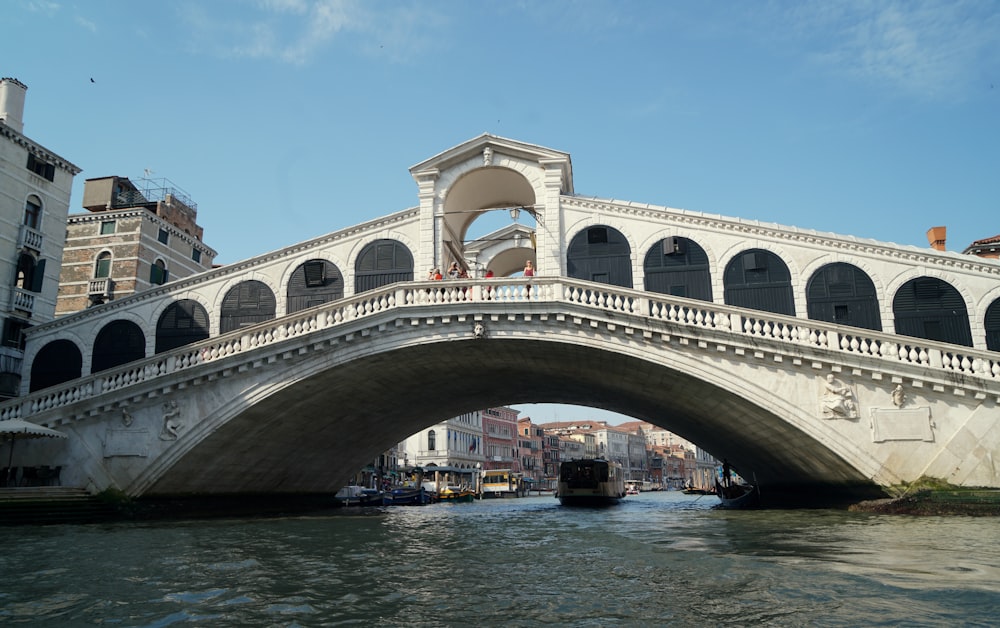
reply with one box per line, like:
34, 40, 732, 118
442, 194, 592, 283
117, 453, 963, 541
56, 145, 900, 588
31, 258, 46, 292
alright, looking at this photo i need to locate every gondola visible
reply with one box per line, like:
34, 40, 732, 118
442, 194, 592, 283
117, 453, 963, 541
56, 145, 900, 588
714, 479, 760, 509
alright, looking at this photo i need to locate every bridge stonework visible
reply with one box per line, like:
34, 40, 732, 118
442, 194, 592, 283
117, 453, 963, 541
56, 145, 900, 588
3, 135, 999, 502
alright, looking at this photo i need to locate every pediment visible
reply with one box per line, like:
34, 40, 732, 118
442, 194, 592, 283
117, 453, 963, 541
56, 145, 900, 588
409, 133, 573, 193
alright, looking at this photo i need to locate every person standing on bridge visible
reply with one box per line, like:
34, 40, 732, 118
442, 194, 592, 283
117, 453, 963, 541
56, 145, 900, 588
523, 260, 534, 277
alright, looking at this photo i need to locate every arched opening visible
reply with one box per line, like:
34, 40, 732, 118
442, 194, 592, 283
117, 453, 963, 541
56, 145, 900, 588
441, 167, 537, 273
567, 225, 633, 288
156, 299, 210, 353
92, 320, 146, 373
23, 195, 41, 229
986, 299, 1000, 352
806, 263, 882, 331
723, 249, 795, 316
643, 236, 712, 301
354, 240, 413, 293
287, 259, 344, 314
15, 252, 42, 292
220, 280, 277, 334
30, 339, 82, 392
893, 277, 972, 346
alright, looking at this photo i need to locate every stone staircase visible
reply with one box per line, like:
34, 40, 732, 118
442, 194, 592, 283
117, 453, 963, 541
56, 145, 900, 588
0, 487, 120, 525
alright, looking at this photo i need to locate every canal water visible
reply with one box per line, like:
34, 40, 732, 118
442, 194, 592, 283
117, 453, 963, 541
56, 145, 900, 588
2, 491, 997, 626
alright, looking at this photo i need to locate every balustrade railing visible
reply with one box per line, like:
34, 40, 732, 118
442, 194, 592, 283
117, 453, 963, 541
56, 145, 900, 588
2, 277, 998, 425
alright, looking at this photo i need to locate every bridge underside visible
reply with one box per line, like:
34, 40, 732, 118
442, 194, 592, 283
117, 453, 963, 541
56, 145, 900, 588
144, 336, 887, 506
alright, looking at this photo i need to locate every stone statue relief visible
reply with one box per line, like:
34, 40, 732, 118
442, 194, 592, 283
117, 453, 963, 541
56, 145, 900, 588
483, 146, 492, 166
891, 384, 906, 408
820, 374, 858, 419
159, 400, 183, 441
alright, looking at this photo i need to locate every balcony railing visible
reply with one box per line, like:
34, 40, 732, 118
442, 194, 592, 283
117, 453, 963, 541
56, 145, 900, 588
17, 224, 43, 252
8, 287, 34, 316
88, 278, 113, 301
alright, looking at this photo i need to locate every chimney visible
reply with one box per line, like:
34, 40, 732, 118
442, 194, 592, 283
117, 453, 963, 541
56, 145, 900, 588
926, 226, 947, 252
0, 77, 28, 134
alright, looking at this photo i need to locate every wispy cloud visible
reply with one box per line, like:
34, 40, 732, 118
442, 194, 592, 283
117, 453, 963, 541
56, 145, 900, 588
74, 15, 97, 33
24, 0, 60, 16
180, 0, 443, 65
786, 0, 1000, 100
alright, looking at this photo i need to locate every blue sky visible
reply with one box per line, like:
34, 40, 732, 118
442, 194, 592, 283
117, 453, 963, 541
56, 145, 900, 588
5, 0, 998, 425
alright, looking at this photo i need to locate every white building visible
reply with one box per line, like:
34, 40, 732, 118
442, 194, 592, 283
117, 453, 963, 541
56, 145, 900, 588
0, 77, 80, 399
398, 410, 484, 475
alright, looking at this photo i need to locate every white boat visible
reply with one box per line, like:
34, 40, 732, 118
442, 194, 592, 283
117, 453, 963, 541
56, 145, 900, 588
556, 459, 626, 506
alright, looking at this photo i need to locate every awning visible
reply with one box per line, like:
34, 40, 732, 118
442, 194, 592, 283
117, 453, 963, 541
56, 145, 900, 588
0, 419, 66, 439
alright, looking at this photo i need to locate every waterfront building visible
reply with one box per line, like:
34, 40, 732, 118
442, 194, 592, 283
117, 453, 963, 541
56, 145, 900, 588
481, 406, 521, 474
398, 410, 484, 476
0, 77, 81, 400
558, 435, 587, 463
56, 176, 217, 316
541, 431, 561, 490
517, 417, 544, 487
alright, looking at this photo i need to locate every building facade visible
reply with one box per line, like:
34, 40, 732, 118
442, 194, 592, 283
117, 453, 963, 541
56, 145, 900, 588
56, 176, 216, 316
0, 77, 80, 399
481, 405, 521, 473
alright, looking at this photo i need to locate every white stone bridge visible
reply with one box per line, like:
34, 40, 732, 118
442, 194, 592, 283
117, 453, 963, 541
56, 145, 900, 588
3, 135, 999, 505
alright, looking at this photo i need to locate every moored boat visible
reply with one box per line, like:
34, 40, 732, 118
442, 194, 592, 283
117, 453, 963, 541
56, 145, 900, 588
384, 485, 433, 506
556, 458, 626, 507
333, 485, 384, 507
438, 486, 476, 503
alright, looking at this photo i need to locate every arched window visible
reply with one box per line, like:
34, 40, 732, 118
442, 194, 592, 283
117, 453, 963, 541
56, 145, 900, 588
156, 299, 210, 353
985, 299, 1000, 352
149, 259, 168, 285
23, 195, 41, 229
94, 252, 112, 279
287, 259, 344, 313
893, 277, 972, 346
806, 263, 882, 331
643, 236, 712, 301
14, 252, 38, 291
220, 280, 277, 334
567, 225, 633, 288
354, 240, 414, 293
428, 429, 437, 451
30, 339, 83, 392
92, 320, 146, 373
723, 249, 795, 316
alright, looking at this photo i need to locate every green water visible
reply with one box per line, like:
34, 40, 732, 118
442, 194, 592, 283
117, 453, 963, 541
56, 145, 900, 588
1, 491, 997, 626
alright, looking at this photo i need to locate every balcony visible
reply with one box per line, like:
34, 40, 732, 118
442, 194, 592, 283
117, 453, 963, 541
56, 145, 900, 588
8, 287, 34, 317
88, 278, 113, 304
17, 224, 43, 253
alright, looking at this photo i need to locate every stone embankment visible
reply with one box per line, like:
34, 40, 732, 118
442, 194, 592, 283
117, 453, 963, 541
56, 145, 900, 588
850, 486, 1000, 516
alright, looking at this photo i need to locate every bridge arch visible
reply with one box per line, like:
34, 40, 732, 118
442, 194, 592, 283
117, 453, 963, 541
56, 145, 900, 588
985, 298, 1000, 351
892, 276, 973, 347
285, 258, 345, 314
29, 338, 82, 392
566, 223, 634, 288
805, 262, 882, 332
219, 279, 278, 334
642, 235, 714, 302
441, 166, 537, 245
352, 238, 414, 293
722, 247, 796, 316
91, 319, 146, 373
155, 299, 211, 353
123, 315, 892, 502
